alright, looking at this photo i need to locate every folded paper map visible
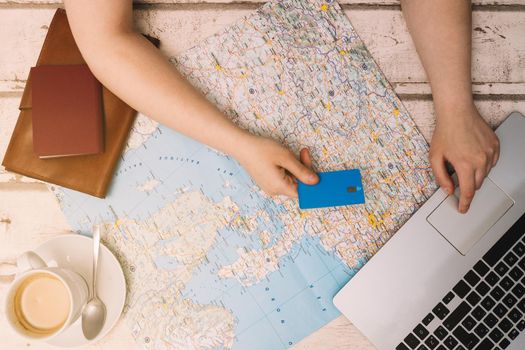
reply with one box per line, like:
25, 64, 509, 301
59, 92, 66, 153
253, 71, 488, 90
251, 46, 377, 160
52, 0, 437, 348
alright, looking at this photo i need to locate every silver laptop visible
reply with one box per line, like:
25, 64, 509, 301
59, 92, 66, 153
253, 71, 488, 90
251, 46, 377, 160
334, 112, 525, 350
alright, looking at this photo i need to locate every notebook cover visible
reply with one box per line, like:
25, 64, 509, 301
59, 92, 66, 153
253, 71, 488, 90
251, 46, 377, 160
1, 8, 160, 198
31, 65, 104, 158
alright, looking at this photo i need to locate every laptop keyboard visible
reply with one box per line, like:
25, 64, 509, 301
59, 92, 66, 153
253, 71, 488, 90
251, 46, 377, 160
397, 212, 525, 350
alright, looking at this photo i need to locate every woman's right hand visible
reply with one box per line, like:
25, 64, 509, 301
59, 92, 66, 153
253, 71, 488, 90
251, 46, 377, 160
235, 135, 319, 198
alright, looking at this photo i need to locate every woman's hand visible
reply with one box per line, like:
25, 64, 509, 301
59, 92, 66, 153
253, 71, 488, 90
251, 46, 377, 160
235, 135, 319, 198
429, 104, 500, 213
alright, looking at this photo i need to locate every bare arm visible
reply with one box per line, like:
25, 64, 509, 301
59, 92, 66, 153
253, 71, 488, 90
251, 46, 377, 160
401, 0, 500, 213
64, 0, 247, 157
64, 0, 317, 197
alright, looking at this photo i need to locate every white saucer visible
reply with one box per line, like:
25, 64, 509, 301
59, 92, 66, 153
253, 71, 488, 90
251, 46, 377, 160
33, 234, 127, 347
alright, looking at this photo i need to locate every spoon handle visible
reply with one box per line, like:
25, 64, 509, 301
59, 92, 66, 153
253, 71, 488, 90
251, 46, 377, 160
92, 224, 101, 299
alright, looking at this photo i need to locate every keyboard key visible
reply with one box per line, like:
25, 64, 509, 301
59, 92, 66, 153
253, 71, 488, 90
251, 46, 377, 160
422, 313, 434, 326
519, 256, 525, 270
442, 291, 455, 304
474, 323, 489, 338
483, 213, 525, 266
473, 337, 493, 350
495, 262, 510, 276
454, 280, 471, 298
397, 343, 410, 350
491, 286, 505, 301
466, 291, 482, 306
472, 306, 486, 321
437, 346, 446, 350
513, 242, 525, 256
433, 302, 450, 320
509, 266, 524, 281
498, 318, 512, 333
485, 271, 500, 286
489, 328, 504, 343
484, 313, 498, 328
417, 345, 429, 350
465, 271, 481, 286
518, 298, 525, 312
517, 319, 525, 331
404, 333, 420, 349
414, 324, 429, 340
434, 325, 448, 340
486, 271, 500, 286
457, 346, 466, 350
444, 301, 471, 331
462, 315, 476, 331
453, 325, 479, 349
508, 307, 522, 322
443, 335, 458, 349
509, 328, 519, 340
504, 252, 519, 266
494, 303, 509, 317
473, 260, 490, 277
481, 296, 496, 311
499, 276, 514, 290
511, 283, 525, 298
499, 338, 511, 349
424, 335, 439, 349
475, 281, 490, 296
502, 293, 517, 308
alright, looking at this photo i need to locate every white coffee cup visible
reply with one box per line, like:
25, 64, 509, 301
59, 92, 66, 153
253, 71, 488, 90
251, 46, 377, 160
4, 251, 89, 341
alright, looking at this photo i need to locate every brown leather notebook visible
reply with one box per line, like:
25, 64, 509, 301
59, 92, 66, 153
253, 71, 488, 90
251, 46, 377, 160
2, 8, 160, 198
31, 64, 104, 158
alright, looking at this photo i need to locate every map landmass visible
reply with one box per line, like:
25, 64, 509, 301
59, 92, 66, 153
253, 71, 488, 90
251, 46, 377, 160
52, 0, 437, 349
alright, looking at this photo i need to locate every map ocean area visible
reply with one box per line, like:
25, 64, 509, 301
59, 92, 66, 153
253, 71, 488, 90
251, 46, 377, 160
51, 0, 436, 349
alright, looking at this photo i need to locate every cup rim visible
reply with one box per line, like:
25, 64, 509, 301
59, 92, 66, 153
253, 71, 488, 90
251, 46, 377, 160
4, 268, 75, 341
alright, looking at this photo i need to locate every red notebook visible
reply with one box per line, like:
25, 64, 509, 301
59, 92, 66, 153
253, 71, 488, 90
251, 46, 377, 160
31, 64, 103, 158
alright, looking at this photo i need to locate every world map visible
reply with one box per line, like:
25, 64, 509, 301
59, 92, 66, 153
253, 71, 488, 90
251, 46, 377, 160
51, 0, 437, 348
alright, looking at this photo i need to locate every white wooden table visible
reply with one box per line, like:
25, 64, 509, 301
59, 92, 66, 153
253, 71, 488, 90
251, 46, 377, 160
0, 1, 523, 349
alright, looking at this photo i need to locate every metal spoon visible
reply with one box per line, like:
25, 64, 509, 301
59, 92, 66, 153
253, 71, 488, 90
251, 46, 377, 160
81, 225, 107, 340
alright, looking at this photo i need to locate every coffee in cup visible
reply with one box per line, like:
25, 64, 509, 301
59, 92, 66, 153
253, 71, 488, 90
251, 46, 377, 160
13, 272, 71, 335
5, 252, 89, 341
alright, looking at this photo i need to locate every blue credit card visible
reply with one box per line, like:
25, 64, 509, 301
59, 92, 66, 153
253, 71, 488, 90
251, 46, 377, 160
298, 169, 365, 209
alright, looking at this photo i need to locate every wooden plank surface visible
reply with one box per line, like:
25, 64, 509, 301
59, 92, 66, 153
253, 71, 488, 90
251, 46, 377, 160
1, 7, 524, 95
1, 0, 524, 5
0, 0, 524, 349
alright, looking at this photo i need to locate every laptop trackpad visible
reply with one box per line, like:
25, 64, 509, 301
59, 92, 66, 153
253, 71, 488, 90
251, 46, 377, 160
427, 178, 513, 255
